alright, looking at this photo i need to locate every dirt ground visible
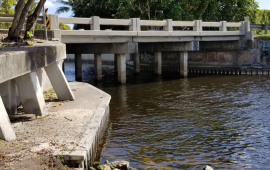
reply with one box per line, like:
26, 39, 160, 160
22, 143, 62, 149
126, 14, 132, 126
0, 139, 76, 170
0, 82, 104, 170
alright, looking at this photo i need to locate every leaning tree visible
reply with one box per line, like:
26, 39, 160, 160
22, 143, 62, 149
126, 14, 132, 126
7, 0, 46, 41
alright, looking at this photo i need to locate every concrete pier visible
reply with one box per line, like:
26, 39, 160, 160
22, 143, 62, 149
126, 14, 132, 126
15, 72, 47, 116
155, 52, 162, 75
75, 53, 82, 81
45, 62, 75, 101
94, 54, 102, 81
0, 80, 18, 116
133, 53, 140, 74
180, 51, 188, 77
114, 54, 118, 74
117, 54, 126, 84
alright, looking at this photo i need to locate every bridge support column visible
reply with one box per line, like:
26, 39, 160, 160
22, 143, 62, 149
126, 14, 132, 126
180, 51, 188, 77
114, 54, 118, 74
15, 72, 47, 116
75, 54, 82, 82
94, 54, 102, 81
0, 96, 16, 141
117, 54, 126, 84
155, 52, 162, 75
133, 53, 140, 74
45, 62, 75, 101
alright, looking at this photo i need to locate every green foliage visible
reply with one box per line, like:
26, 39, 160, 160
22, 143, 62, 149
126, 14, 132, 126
0, 0, 14, 29
59, 23, 71, 30
27, 31, 33, 37
56, 0, 259, 30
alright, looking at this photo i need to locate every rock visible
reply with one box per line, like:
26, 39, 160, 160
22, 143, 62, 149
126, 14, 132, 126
90, 167, 96, 170
104, 160, 110, 164
113, 169, 120, 170
97, 164, 111, 170
108, 161, 129, 170
203, 165, 214, 170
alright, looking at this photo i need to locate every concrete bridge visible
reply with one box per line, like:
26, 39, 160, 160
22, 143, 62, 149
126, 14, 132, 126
48, 15, 254, 83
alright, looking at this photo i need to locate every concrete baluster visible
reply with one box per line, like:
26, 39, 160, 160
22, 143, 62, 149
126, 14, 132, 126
75, 54, 82, 81
0, 96, 16, 141
219, 21, 227, 31
133, 53, 140, 74
45, 62, 75, 101
117, 54, 126, 84
193, 20, 202, 32
48, 14, 59, 30
94, 54, 102, 81
180, 51, 188, 77
136, 18, 141, 31
15, 72, 47, 116
91, 16, 100, 30
130, 18, 137, 31
155, 52, 162, 75
164, 19, 173, 31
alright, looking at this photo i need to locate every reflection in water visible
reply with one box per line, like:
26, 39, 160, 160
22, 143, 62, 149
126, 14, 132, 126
64, 61, 270, 170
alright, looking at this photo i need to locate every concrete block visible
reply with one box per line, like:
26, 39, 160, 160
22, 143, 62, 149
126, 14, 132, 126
0, 43, 66, 84
0, 96, 16, 141
15, 72, 47, 116
44, 62, 75, 101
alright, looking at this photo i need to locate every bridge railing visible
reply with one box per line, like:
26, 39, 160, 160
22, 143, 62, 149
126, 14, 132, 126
48, 14, 252, 40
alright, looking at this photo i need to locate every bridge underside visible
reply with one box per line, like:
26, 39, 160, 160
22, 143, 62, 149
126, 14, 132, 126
63, 35, 254, 84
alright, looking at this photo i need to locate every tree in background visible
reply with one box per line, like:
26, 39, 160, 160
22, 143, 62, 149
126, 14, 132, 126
0, 0, 14, 29
56, 0, 258, 30
59, 23, 71, 30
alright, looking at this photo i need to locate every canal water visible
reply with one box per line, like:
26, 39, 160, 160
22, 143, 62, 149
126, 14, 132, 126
65, 61, 270, 170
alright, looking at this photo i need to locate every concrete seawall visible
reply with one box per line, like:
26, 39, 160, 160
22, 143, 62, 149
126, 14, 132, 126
53, 82, 111, 169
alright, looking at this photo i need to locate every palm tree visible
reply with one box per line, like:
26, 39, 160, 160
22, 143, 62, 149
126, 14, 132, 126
55, 0, 73, 14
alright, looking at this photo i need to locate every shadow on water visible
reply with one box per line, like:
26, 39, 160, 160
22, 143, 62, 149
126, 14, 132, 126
64, 61, 270, 170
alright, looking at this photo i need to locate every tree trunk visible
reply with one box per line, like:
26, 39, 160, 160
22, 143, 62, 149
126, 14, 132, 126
24, 0, 46, 40
11, 0, 35, 38
8, 0, 25, 36
7, 0, 35, 41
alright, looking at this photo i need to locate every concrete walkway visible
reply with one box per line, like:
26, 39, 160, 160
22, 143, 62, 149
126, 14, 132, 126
10, 82, 111, 168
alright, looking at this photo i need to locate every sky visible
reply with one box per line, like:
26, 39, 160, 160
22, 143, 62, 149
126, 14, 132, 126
44, 0, 270, 19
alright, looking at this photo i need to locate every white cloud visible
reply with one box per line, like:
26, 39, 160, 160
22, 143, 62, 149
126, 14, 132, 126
45, 0, 56, 8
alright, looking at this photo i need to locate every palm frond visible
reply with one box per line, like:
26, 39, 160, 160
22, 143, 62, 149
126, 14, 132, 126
55, 6, 70, 14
